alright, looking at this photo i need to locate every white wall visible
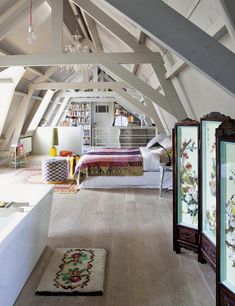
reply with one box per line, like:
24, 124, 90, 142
32, 126, 83, 155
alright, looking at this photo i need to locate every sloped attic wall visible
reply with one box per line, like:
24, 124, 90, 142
161, 0, 235, 120
103, 0, 235, 128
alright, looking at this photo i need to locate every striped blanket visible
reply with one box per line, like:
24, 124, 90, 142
74, 148, 143, 184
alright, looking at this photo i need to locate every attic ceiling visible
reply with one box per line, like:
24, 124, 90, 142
0, 0, 234, 150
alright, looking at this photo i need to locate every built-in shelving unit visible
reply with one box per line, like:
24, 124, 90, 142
61, 101, 91, 145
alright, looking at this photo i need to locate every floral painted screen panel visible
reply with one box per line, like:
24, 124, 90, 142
202, 121, 221, 244
177, 126, 199, 228
220, 141, 235, 293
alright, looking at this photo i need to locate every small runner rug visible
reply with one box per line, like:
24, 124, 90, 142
12, 168, 79, 194
36, 248, 107, 296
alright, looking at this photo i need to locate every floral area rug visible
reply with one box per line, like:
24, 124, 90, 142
36, 248, 107, 295
12, 167, 79, 194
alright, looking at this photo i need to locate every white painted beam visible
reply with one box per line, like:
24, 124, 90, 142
151, 62, 187, 119
68, 0, 90, 38
0, 67, 25, 137
10, 90, 34, 146
73, 0, 147, 52
29, 81, 125, 90
27, 90, 55, 131
115, 87, 154, 119
101, 63, 175, 116
2, 90, 34, 149
33, 66, 58, 84
51, 0, 63, 54
217, 0, 235, 41
14, 91, 43, 100
51, 97, 70, 126
0, 0, 26, 25
144, 99, 165, 134
165, 61, 187, 80
82, 11, 102, 49
0, 52, 161, 67
132, 30, 146, 74
105, 0, 235, 97
72, 2, 185, 118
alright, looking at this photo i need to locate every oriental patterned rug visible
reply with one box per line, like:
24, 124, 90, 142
12, 167, 79, 194
36, 248, 107, 296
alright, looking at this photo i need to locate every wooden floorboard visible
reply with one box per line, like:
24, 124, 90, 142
0, 157, 215, 306
13, 188, 215, 306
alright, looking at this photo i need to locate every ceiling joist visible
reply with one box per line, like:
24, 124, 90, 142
0, 52, 162, 67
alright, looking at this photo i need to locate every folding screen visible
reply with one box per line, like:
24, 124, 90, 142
199, 112, 230, 270
216, 119, 235, 306
173, 119, 200, 257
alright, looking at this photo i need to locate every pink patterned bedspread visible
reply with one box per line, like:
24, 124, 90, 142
74, 148, 143, 183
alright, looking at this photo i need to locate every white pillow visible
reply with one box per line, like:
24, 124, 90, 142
140, 147, 160, 171
146, 134, 168, 149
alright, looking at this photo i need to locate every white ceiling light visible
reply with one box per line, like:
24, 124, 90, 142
27, 0, 37, 44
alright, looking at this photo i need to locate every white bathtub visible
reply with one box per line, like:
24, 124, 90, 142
0, 184, 53, 306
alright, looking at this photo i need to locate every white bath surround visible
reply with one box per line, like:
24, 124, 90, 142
0, 184, 53, 306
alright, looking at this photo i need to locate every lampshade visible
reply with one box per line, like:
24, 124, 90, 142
51, 128, 59, 146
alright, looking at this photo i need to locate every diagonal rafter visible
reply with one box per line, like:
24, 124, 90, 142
72, 0, 187, 119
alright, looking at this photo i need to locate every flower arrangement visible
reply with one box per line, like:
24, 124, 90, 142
180, 138, 198, 224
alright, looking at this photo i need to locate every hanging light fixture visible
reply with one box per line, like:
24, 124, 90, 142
27, 0, 37, 44
61, 34, 93, 74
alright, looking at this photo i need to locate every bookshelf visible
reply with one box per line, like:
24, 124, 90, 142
62, 101, 91, 145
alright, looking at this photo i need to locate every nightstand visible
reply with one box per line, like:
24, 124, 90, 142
159, 163, 173, 197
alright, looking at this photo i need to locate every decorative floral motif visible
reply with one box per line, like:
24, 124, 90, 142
180, 138, 198, 223
53, 249, 94, 290
209, 144, 216, 197
206, 143, 217, 235
225, 172, 235, 267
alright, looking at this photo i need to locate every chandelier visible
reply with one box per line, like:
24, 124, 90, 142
126, 87, 144, 102
61, 35, 93, 74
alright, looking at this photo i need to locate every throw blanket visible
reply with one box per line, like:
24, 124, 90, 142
74, 148, 143, 184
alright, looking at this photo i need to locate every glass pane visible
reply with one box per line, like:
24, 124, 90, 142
202, 121, 221, 244
220, 141, 235, 293
177, 126, 198, 228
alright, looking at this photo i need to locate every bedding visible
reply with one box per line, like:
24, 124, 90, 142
74, 148, 144, 184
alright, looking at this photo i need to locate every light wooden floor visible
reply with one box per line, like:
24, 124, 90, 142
1, 158, 215, 306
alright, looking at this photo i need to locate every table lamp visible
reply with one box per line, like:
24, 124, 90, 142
50, 127, 59, 156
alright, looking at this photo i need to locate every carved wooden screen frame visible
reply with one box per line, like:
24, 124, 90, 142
216, 119, 235, 306
173, 118, 200, 258
199, 112, 230, 270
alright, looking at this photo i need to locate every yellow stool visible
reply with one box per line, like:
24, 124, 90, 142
8, 144, 27, 169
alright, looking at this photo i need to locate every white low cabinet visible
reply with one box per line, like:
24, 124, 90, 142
0, 184, 53, 306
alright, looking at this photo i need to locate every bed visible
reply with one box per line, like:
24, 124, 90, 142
74, 136, 172, 189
